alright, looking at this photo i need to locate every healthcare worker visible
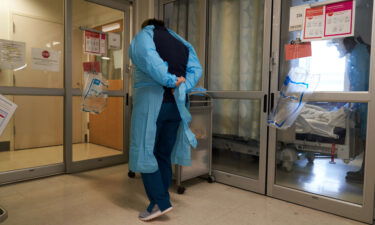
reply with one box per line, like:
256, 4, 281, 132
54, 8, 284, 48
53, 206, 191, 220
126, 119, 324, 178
128, 19, 202, 221
334, 36, 370, 183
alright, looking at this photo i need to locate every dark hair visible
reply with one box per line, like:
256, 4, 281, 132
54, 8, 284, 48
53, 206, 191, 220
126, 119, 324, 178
141, 19, 165, 29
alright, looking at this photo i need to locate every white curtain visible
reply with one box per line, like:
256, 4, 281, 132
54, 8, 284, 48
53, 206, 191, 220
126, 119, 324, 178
209, 0, 264, 141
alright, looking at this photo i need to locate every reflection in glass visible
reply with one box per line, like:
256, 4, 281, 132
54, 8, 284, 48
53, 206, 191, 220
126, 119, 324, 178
212, 99, 260, 179
0, 96, 63, 173
275, 102, 367, 204
72, 0, 124, 90
73, 97, 123, 161
0, 0, 64, 88
208, 0, 264, 91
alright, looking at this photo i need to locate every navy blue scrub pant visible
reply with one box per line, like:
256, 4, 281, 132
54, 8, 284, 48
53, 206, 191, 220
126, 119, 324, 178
141, 102, 181, 213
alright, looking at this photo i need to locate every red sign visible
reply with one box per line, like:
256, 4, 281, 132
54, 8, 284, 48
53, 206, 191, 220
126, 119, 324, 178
284, 42, 312, 61
42, 50, 50, 58
83, 61, 100, 73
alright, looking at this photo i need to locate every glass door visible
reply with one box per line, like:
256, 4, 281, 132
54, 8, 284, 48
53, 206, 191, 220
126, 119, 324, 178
268, 0, 375, 223
66, 0, 131, 172
0, 0, 65, 184
206, 0, 272, 194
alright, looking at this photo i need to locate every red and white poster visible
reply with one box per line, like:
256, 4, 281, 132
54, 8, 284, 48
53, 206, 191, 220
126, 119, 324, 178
302, 0, 355, 41
324, 0, 355, 37
303, 6, 324, 41
84, 30, 107, 55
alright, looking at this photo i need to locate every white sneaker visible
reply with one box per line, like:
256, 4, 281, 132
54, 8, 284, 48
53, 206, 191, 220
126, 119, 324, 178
138, 205, 173, 221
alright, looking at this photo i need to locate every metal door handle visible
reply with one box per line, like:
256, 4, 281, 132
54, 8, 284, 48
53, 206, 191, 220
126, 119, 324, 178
263, 94, 268, 113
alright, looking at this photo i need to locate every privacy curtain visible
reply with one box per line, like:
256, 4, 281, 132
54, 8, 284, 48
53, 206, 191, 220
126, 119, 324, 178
209, 0, 264, 141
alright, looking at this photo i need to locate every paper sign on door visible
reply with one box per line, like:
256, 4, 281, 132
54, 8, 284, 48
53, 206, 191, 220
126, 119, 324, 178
289, 5, 309, 31
303, 6, 324, 40
284, 42, 312, 61
302, 0, 355, 41
324, 0, 355, 37
84, 30, 107, 55
0, 39, 26, 70
0, 95, 17, 136
31, 48, 60, 72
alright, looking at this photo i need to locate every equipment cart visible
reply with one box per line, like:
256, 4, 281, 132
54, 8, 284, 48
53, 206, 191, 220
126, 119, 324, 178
175, 92, 214, 194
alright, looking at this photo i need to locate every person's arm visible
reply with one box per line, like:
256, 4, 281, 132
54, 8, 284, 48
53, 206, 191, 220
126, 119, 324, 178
183, 41, 203, 91
129, 27, 178, 88
167, 29, 202, 91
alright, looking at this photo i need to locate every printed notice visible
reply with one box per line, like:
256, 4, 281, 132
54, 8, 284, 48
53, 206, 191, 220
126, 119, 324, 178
31, 48, 60, 72
302, 6, 324, 41
84, 30, 101, 55
100, 33, 107, 55
0, 39, 26, 70
108, 33, 121, 49
285, 42, 312, 61
325, 0, 355, 37
0, 95, 17, 136
289, 5, 309, 31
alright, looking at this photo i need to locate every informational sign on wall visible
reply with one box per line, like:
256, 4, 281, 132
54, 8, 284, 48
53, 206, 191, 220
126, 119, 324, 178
0, 39, 26, 70
301, 0, 355, 41
84, 30, 107, 56
31, 48, 60, 72
0, 95, 17, 137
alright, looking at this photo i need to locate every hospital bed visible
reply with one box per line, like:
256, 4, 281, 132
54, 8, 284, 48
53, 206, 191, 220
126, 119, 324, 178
277, 103, 355, 171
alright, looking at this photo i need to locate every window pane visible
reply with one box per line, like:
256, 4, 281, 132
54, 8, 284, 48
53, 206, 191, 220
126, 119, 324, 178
212, 99, 261, 179
0, 0, 64, 88
276, 102, 367, 205
72, 0, 124, 90
0, 96, 63, 172
73, 96, 123, 161
279, 0, 373, 92
208, 0, 265, 91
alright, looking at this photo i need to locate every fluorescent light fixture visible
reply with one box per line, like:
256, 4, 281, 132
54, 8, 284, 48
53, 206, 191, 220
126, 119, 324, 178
46, 43, 51, 48
101, 57, 110, 60
53, 41, 61, 46
13, 64, 27, 71
102, 23, 120, 32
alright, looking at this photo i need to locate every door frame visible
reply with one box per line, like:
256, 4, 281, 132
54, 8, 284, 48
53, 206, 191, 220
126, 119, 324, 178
65, 0, 132, 173
267, 0, 375, 223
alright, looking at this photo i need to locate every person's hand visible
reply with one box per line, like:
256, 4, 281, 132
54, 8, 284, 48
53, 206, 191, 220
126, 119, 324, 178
175, 77, 186, 87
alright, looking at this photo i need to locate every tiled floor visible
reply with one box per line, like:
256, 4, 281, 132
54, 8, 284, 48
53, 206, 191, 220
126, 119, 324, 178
0, 143, 122, 172
0, 164, 369, 225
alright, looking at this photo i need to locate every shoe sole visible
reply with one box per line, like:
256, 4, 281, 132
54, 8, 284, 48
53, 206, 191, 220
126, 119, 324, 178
140, 207, 173, 222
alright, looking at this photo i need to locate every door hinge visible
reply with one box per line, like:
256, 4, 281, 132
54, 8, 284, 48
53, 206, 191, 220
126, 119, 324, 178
13, 22, 15, 33
126, 93, 129, 106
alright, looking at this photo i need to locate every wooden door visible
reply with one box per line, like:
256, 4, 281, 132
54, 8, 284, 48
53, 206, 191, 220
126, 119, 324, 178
89, 80, 123, 150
